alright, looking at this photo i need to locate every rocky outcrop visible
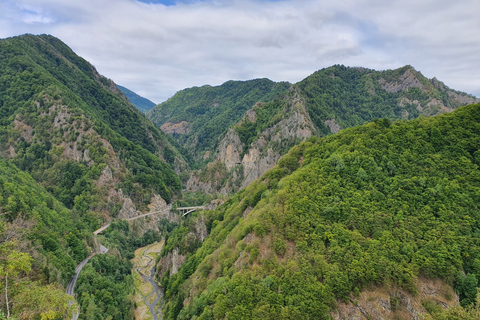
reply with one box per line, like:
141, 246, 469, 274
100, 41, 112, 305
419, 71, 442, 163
379, 67, 425, 93
215, 129, 243, 170
447, 90, 480, 106
324, 119, 341, 134
155, 214, 208, 278
156, 248, 187, 277
332, 278, 458, 320
188, 87, 316, 194
13, 118, 34, 142
161, 121, 190, 134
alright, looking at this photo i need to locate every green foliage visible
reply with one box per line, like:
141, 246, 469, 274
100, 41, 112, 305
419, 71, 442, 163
0, 34, 183, 214
296, 65, 475, 134
160, 103, 480, 319
147, 79, 290, 164
456, 273, 479, 307
0, 159, 90, 284
234, 98, 287, 149
76, 254, 134, 320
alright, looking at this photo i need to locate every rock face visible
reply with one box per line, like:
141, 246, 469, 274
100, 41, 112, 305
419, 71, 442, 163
332, 278, 459, 320
156, 248, 187, 277
155, 214, 208, 278
215, 129, 243, 170
379, 67, 425, 93
161, 121, 189, 134
187, 88, 317, 194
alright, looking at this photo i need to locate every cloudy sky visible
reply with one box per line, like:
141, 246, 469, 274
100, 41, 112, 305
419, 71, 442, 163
1, 0, 479, 103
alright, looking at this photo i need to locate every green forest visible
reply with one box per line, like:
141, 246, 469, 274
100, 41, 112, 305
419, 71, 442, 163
2, 33, 480, 319
158, 103, 480, 319
147, 79, 290, 165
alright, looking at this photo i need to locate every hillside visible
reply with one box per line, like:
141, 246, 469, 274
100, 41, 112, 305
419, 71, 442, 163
0, 159, 87, 318
118, 84, 156, 113
156, 103, 480, 319
146, 79, 291, 165
0, 34, 185, 215
185, 65, 479, 195
0, 34, 188, 318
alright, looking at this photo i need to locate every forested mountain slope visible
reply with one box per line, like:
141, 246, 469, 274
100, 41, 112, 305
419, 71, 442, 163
157, 103, 480, 319
0, 34, 187, 318
146, 79, 291, 165
0, 34, 185, 217
0, 159, 87, 318
186, 65, 479, 195
118, 84, 156, 113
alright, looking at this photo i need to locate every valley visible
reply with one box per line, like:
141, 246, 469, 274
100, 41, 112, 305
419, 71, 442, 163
132, 241, 165, 320
1, 33, 480, 320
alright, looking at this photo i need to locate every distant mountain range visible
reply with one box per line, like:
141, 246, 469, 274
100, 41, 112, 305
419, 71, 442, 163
148, 64, 479, 195
117, 84, 156, 113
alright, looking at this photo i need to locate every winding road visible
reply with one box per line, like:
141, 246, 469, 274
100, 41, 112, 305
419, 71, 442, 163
66, 206, 174, 319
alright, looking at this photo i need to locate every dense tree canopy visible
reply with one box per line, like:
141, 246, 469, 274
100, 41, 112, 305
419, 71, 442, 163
159, 103, 480, 319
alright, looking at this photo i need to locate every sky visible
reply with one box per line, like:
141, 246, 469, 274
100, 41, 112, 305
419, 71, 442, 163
0, 0, 479, 104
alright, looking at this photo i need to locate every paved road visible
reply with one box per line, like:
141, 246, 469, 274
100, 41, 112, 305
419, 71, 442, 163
126, 207, 171, 221
67, 245, 109, 319
67, 205, 173, 319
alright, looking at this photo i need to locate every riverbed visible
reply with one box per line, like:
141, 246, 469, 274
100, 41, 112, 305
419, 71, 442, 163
131, 241, 164, 320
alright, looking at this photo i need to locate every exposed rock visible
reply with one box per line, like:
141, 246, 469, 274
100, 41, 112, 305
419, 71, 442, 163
149, 194, 168, 212
242, 206, 253, 218
379, 67, 424, 93
118, 197, 139, 220
215, 129, 243, 170
193, 215, 208, 242
324, 119, 341, 134
332, 278, 459, 320
203, 151, 210, 160
96, 165, 114, 188
447, 90, 480, 106
204, 199, 225, 211
6, 146, 16, 158
156, 248, 187, 278
241, 147, 280, 189
13, 118, 34, 142
399, 97, 421, 110
161, 121, 190, 134
243, 108, 257, 122
187, 87, 316, 194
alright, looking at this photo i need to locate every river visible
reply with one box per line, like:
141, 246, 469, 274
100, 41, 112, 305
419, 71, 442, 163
132, 241, 165, 320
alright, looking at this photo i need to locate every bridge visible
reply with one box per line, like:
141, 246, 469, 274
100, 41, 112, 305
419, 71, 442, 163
176, 206, 205, 216
71, 205, 205, 318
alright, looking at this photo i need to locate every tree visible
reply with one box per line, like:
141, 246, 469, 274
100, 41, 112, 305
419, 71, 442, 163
0, 245, 32, 318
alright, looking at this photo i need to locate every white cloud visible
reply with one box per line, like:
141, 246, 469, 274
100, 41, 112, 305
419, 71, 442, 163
1, 0, 479, 103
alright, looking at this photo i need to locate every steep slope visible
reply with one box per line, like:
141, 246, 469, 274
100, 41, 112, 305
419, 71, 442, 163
0, 34, 184, 219
157, 103, 480, 319
186, 65, 479, 195
118, 84, 156, 113
147, 79, 291, 164
0, 159, 88, 318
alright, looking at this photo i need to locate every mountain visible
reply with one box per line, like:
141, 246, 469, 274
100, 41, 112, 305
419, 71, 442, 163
0, 159, 86, 318
0, 34, 186, 212
156, 102, 480, 319
0, 34, 187, 317
117, 84, 156, 113
147, 79, 291, 165
181, 65, 479, 195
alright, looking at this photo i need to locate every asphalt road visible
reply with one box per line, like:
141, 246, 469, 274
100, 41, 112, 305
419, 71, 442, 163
67, 245, 109, 319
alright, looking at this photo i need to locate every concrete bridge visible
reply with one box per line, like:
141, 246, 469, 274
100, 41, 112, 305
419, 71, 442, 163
176, 206, 205, 216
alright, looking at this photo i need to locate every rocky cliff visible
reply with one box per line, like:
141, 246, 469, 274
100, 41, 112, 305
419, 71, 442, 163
187, 87, 317, 194
332, 278, 459, 320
